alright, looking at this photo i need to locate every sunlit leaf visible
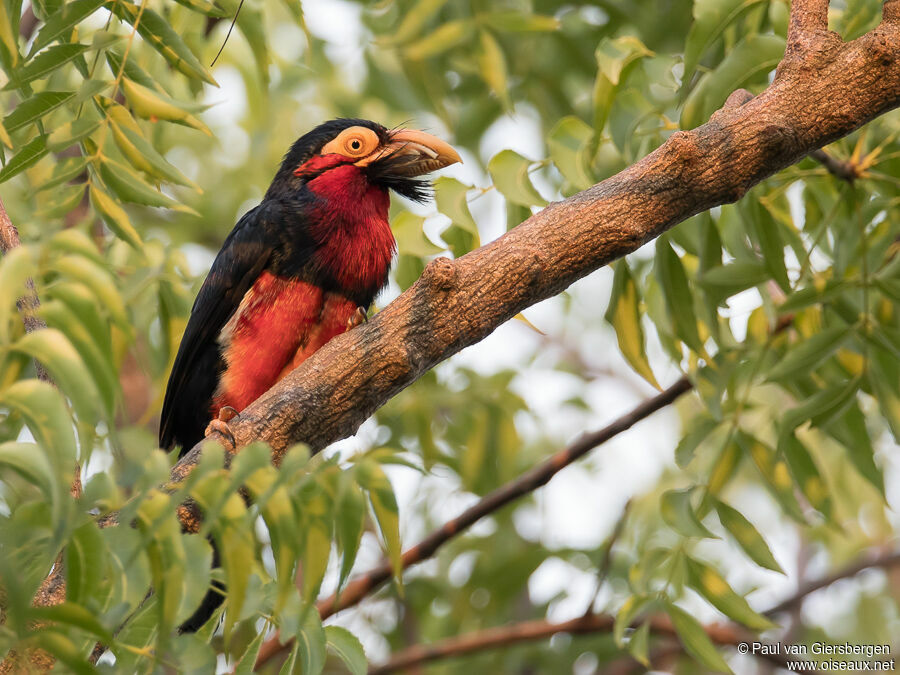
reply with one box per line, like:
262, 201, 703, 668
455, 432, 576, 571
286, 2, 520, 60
89, 183, 144, 251
685, 556, 777, 630
109, 3, 217, 85
0, 135, 48, 183
30, 0, 106, 53
3, 91, 74, 133
487, 149, 546, 207
5, 43, 89, 89
605, 260, 660, 388
767, 324, 852, 381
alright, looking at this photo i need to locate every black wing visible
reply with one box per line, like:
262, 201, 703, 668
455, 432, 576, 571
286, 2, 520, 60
159, 206, 275, 455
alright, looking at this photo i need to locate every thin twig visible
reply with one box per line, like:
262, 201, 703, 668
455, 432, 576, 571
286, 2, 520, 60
210, 0, 244, 68
582, 498, 632, 617
366, 613, 818, 675
809, 148, 858, 183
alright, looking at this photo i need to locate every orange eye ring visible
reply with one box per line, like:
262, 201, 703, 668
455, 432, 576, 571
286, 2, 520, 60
321, 126, 379, 159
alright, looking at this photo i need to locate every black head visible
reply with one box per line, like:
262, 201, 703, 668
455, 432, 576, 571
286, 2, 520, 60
265, 118, 461, 202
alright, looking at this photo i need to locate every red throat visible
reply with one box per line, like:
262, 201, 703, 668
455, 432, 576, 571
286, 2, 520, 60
305, 164, 396, 294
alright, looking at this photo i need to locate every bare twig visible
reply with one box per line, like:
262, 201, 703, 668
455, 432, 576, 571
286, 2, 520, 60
582, 498, 632, 617
366, 613, 817, 675
809, 148, 859, 183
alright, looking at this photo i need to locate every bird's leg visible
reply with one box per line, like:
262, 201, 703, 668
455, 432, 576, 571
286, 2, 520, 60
346, 306, 368, 330
204, 406, 239, 450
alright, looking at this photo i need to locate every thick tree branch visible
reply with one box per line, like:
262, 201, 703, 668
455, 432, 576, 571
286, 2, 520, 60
174, 7, 900, 479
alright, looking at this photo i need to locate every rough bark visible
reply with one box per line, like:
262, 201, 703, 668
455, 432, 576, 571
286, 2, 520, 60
174, 5, 900, 475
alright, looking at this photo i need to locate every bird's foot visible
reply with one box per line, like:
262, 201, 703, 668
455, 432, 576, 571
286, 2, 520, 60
346, 306, 368, 330
204, 407, 239, 451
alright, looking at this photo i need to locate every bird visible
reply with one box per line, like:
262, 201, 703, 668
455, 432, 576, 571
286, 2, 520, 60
158, 119, 460, 632
159, 118, 461, 457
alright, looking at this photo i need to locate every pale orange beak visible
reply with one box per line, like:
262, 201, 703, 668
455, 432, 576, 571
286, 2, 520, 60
356, 128, 462, 175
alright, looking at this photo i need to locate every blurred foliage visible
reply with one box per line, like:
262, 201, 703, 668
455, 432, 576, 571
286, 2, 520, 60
0, 0, 898, 673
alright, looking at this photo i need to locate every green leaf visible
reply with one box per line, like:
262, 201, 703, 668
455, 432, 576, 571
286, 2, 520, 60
0, 245, 36, 343
614, 594, 654, 646
477, 30, 509, 108
685, 556, 777, 630
35, 155, 87, 191
325, 626, 367, 675
656, 237, 703, 352
605, 260, 660, 388
36, 182, 85, 218
479, 11, 560, 32
779, 433, 832, 518
12, 328, 102, 425
744, 197, 790, 290
404, 19, 472, 59
31, 602, 113, 642
335, 476, 365, 596
3, 91, 74, 133
0, 1, 20, 69
106, 48, 161, 92
682, 34, 785, 128
627, 621, 650, 666
382, 0, 449, 45
47, 118, 99, 153
870, 352, 900, 444
53, 254, 129, 329
0, 135, 48, 183
781, 377, 860, 435
666, 603, 733, 673
356, 460, 402, 582
699, 261, 769, 297
675, 416, 720, 468
30, 0, 106, 52
736, 431, 806, 522
0, 379, 77, 484
104, 107, 197, 187
767, 324, 852, 381
548, 116, 595, 190
682, 0, 767, 90
826, 401, 884, 496
296, 609, 327, 675
97, 156, 194, 212
392, 211, 442, 257
487, 149, 546, 207
714, 498, 783, 572
109, 3, 217, 85
593, 36, 653, 132
89, 183, 144, 250
434, 176, 478, 237
0, 441, 57, 503
38, 299, 118, 414
65, 520, 108, 606
660, 487, 715, 538
5, 43, 89, 89
173, 0, 228, 17
121, 77, 211, 134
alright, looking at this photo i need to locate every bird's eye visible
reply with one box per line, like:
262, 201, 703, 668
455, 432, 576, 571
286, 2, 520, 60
320, 126, 380, 159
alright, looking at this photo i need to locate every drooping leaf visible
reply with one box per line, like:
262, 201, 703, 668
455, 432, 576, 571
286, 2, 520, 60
605, 260, 660, 388
5, 43, 89, 89
656, 237, 704, 352
714, 498, 783, 572
487, 149, 546, 207
3, 91, 74, 133
766, 324, 852, 381
30, 0, 106, 53
89, 183, 144, 251
0, 135, 48, 183
666, 601, 733, 673
548, 115, 595, 190
685, 556, 777, 630
109, 3, 217, 85
661, 487, 715, 538
325, 626, 367, 675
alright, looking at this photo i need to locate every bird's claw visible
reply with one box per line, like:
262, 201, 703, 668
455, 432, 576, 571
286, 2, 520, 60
346, 306, 368, 330
205, 407, 238, 451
